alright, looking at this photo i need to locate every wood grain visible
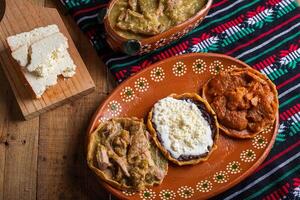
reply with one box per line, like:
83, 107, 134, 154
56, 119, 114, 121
35, 0, 117, 199
37, 93, 109, 200
0, 63, 39, 200
0, 0, 95, 120
2, 119, 39, 200
0, 0, 116, 199
36, 9, 112, 198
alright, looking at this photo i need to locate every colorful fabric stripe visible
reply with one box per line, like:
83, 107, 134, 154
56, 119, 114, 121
60, 0, 300, 199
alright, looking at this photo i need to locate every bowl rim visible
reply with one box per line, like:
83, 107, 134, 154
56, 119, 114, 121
104, 0, 213, 44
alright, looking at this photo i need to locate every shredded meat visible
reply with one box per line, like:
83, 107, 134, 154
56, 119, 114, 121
166, 0, 177, 10
94, 118, 167, 190
211, 96, 226, 119
116, 7, 161, 35
156, 0, 165, 16
211, 95, 248, 131
113, 0, 205, 37
112, 130, 130, 156
206, 70, 277, 133
96, 144, 111, 170
128, 0, 137, 11
247, 107, 263, 122
226, 87, 249, 110
222, 110, 248, 131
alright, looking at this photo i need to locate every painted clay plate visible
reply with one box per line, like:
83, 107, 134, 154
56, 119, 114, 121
87, 53, 278, 200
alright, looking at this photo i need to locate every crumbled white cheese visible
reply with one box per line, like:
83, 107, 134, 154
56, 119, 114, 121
152, 97, 213, 159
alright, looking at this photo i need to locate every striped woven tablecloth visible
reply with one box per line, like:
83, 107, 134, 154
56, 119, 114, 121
60, 0, 300, 199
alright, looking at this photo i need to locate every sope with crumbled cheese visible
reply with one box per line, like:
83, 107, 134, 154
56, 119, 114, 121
152, 97, 213, 159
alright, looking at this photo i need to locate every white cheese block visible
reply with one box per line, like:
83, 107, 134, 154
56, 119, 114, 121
27, 32, 68, 73
59, 51, 76, 78
53, 49, 76, 78
31, 48, 76, 78
11, 45, 28, 67
23, 68, 59, 98
7, 24, 77, 98
152, 97, 213, 159
23, 49, 76, 98
10, 32, 69, 76
7, 24, 59, 51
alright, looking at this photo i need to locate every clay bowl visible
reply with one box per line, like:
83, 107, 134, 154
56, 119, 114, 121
87, 53, 279, 200
101, 0, 213, 55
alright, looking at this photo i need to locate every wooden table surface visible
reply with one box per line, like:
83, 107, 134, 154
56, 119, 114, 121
0, 0, 117, 199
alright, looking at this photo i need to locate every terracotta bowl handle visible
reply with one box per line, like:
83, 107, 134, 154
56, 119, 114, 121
97, 7, 107, 24
122, 39, 141, 56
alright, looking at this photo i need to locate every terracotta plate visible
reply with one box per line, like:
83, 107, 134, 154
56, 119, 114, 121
87, 53, 278, 200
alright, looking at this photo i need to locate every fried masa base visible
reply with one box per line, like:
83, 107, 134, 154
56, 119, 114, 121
87, 117, 168, 191
147, 93, 219, 166
202, 67, 278, 139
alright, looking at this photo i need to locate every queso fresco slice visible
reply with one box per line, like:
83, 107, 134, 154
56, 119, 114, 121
20, 34, 76, 98
23, 49, 76, 98
7, 25, 77, 98
7, 24, 60, 67
7, 24, 59, 51
27, 32, 68, 75
12, 32, 69, 77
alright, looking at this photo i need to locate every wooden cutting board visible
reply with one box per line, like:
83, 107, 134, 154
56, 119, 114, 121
0, 0, 95, 120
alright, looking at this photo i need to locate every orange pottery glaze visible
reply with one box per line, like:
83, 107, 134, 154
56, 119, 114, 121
87, 53, 278, 200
